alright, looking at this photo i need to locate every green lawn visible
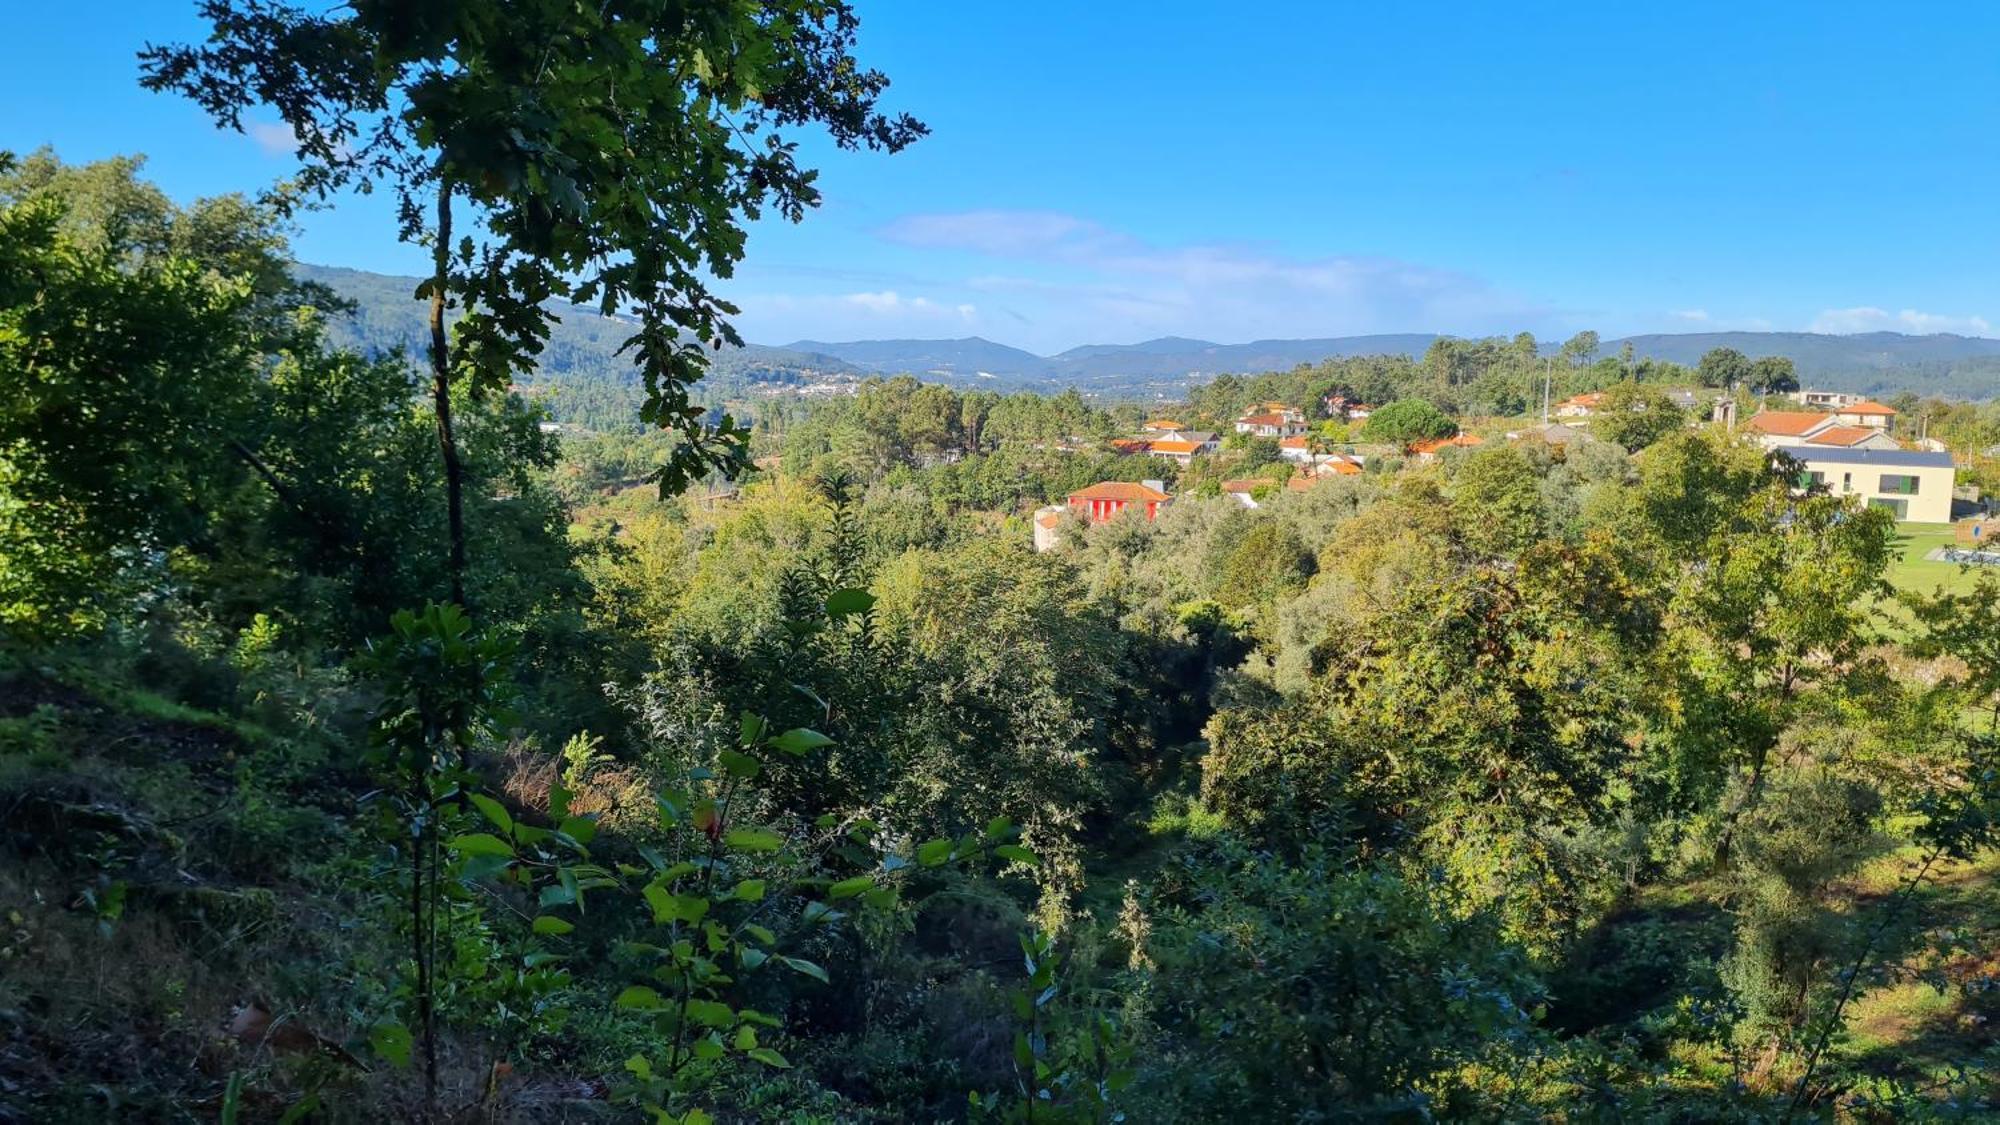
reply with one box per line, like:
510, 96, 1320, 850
1885, 523, 1986, 598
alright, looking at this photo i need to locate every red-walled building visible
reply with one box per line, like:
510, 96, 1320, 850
1067, 481, 1170, 524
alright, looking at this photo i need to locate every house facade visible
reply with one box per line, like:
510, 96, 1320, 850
1831, 401, 1896, 429
1234, 412, 1307, 438
1789, 448, 1954, 522
1792, 389, 1867, 410
1067, 480, 1171, 524
1556, 392, 1605, 417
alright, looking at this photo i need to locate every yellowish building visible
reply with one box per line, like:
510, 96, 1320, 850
1790, 448, 1954, 522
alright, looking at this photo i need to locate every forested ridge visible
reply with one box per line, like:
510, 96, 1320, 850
5, 4, 2000, 1122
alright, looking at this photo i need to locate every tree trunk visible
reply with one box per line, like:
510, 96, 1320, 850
428, 177, 467, 608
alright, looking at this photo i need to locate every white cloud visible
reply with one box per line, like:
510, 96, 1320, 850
1810, 306, 1993, 336
872, 209, 1544, 347
837, 290, 975, 319
733, 289, 978, 340
246, 120, 298, 157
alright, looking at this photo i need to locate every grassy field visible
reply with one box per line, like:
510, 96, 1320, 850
1885, 523, 1989, 598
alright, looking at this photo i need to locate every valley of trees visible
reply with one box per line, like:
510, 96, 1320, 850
5, 4, 2000, 1122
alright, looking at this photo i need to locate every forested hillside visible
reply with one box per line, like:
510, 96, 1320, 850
5, 3, 2000, 1122
300, 262, 2000, 402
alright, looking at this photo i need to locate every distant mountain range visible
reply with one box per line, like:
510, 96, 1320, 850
300, 263, 2000, 399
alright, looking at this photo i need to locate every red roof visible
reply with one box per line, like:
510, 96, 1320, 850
1069, 481, 1170, 503
1746, 411, 1833, 437
1562, 392, 1606, 407
1220, 479, 1262, 493
1320, 459, 1362, 475
1240, 412, 1288, 427
1035, 511, 1062, 529
1146, 439, 1203, 454
1108, 438, 1151, 453
1843, 400, 1896, 416
1286, 477, 1317, 492
1804, 425, 1884, 447
1279, 435, 1310, 449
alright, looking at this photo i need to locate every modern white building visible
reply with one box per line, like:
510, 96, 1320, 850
1788, 448, 1955, 522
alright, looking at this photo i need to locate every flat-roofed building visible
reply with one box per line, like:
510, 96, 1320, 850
1788, 448, 1954, 522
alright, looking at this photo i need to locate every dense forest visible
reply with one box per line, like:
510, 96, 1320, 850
6, 4, 2000, 1122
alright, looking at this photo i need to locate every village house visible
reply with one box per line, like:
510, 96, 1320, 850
1235, 411, 1307, 438
1507, 422, 1593, 447
1792, 389, 1867, 411
1745, 410, 1902, 452
1220, 479, 1266, 508
1311, 457, 1363, 477
1140, 418, 1186, 434
1067, 480, 1171, 525
1409, 433, 1484, 461
1831, 400, 1897, 429
1144, 431, 1218, 466
1789, 448, 1955, 522
1278, 436, 1365, 473
1109, 430, 1217, 465
1555, 392, 1605, 418
1320, 394, 1377, 421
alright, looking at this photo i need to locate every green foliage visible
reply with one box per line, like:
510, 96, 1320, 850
1451, 445, 1547, 557
1129, 841, 1541, 1118
0, 164, 255, 637
1359, 397, 1455, 446
144, 0, 924, 492
1593, 380, 1688, 452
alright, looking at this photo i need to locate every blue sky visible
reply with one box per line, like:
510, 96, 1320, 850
6, 2, 2000, 353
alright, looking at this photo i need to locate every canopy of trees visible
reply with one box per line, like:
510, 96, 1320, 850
5, 22, 2000, 1120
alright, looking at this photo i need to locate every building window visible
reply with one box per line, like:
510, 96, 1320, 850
1796, 470, 1824, 489
1869, 497, 1909, 520
1878, 474, 1920, 496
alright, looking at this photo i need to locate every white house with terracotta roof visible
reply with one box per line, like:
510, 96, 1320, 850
1792, 389, 1866, 411
1068, 480, 1171, 524
1745, 411, 1901, 452
1556, 392, 1606, 418
1219, 479, 1267, 509
1409, 433, 1484, 461
1832, 400, 1896, 429
1235, 411, 1307, 438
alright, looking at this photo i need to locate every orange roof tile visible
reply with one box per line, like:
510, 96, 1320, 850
1843, 400, 1896, 416
1286, 477, 1317, 492
1142, 418, 1185, 430
1745, 411, 1834, 437
1220, 479, 1262, 493
1035, 512, 1062, 529
1320, 459, 1362, 475
1240, 412, 1288, 427
1069, 481, 1170, 503
1279, 435, 1310, 449
1146, 439, 1202, 454
1804, 425, 1884, 447
1409, 433, 1484, 455
1108, 438, 1152, 453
